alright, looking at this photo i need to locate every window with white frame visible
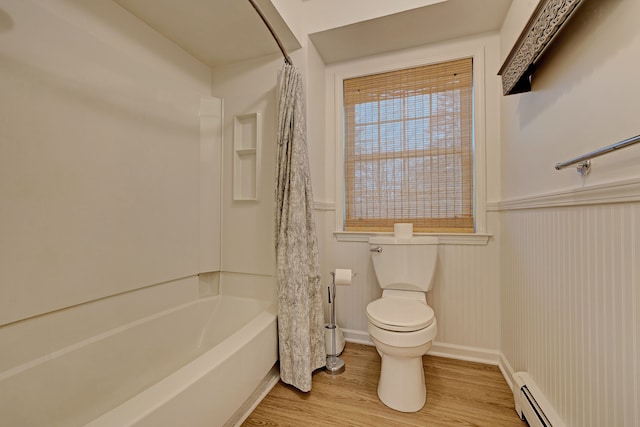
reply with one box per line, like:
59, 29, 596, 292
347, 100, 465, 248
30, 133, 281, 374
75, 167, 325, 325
342, 57, 474, 233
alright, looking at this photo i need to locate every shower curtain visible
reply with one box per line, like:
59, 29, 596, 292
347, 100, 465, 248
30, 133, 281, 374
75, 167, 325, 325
274, 63, 326, 392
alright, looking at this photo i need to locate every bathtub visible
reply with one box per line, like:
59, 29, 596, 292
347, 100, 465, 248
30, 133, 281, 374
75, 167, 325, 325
0, 293, 278, 427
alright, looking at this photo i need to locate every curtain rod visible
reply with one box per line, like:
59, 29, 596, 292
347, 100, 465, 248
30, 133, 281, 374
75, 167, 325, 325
247, 0, 293, 65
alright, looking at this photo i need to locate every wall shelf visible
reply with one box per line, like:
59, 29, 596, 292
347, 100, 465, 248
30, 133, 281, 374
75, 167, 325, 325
498, 0, 586, 96
233, 112, 261, 201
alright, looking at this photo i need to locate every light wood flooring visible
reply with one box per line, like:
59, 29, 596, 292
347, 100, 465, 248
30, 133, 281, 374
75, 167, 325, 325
242, 343, 526, 426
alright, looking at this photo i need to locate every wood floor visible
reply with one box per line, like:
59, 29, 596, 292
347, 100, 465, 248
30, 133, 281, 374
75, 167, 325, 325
242, 343, 527, 427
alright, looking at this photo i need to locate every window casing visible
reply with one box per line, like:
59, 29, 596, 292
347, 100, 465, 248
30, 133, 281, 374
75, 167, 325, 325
343, 58, 474, 233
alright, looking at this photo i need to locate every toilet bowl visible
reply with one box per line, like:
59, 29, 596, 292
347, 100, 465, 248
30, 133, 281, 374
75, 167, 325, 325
366, 234, 438, 412
366, 292, 437, 412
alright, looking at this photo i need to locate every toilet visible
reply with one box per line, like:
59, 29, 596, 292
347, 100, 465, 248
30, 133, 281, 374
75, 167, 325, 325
366, 234, 438, 412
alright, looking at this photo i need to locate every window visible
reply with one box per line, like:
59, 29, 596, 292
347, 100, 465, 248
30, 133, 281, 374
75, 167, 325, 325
343, 58, 474, 233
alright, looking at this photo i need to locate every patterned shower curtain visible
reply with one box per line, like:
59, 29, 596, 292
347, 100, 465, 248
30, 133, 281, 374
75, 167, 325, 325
274, 63, 326, 392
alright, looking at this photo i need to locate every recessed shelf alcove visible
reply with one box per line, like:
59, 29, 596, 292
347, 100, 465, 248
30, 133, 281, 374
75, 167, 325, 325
233, 112, 261, 201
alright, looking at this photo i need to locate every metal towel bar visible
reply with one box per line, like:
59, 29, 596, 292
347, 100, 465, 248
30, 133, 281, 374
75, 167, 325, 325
555, 134, 640, 175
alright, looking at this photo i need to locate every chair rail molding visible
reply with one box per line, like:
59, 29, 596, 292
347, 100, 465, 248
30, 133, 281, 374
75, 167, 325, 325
498, 0, 585, 96
497, 176, 640, 211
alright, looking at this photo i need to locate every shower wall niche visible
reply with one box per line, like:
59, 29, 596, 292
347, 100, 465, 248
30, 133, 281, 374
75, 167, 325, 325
233, 112, 261, 201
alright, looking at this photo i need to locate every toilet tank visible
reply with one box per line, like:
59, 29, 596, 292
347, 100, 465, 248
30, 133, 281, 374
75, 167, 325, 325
369, 236, 438, 292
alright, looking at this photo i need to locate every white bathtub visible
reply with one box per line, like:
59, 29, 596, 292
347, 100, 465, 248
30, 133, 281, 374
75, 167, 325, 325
0, 293, 278, 427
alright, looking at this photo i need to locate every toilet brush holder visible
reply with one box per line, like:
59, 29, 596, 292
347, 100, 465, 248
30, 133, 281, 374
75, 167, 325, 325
324, 324, 345, 356
326, 272, 345, 375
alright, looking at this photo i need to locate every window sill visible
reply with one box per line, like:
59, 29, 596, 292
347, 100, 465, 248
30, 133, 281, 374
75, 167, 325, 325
333, 231, 491, 246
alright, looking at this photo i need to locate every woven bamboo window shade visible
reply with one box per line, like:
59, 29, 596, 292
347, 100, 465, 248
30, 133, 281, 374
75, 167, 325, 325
343, 58, 474, 233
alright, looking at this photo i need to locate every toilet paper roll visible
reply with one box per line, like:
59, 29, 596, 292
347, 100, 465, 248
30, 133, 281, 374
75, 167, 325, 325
334, 268, 352, 285
394, 223, 413, 238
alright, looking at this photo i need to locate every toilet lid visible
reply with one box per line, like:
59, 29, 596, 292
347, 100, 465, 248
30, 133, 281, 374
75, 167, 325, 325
366, 298, 435, 332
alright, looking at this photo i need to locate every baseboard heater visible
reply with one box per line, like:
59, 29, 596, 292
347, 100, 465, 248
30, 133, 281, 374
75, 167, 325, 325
513, 372, 565, 427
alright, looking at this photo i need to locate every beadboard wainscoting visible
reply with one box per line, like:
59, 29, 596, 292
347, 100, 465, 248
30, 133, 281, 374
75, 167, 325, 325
500, 184, 640, 427
314, 206, 502, 364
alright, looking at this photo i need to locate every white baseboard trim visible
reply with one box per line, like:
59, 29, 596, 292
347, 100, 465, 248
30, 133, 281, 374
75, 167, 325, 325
345, 331, 518, 410
227, 366, 280, 427
345, 330, 518, 408
498, 352, 516, 393
344, 330, 500, 366
428, 341, 500, 365
343, 328, 373, 346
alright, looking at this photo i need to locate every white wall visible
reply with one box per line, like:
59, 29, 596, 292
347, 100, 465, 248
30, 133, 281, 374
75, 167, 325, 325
318, 33, 504, 357
0, 0, 217, 325
211, 38, 326, 287
7, 4, 636, 425
499, 0, 540, 63
217, 3, 506, 361
499, 0, 640, 426
501, 204, 639, 427
208, 21, 506, 360
212, 54, 282, 277
501, 0, 640, 200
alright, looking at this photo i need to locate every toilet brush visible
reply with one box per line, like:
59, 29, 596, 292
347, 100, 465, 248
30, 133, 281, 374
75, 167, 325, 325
325, 272, 345, 374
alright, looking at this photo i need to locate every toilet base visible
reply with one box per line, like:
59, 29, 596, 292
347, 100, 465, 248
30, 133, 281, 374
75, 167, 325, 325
377, 351, 426, 412
366, 306, 436, 413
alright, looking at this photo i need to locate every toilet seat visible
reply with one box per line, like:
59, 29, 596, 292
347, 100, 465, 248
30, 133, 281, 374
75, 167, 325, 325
366, 298, 435, 332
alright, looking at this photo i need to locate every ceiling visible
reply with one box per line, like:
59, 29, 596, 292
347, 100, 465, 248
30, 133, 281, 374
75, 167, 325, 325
310, 0, 513, 64
113, 0, 300, 67
112, 0, 513, 68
